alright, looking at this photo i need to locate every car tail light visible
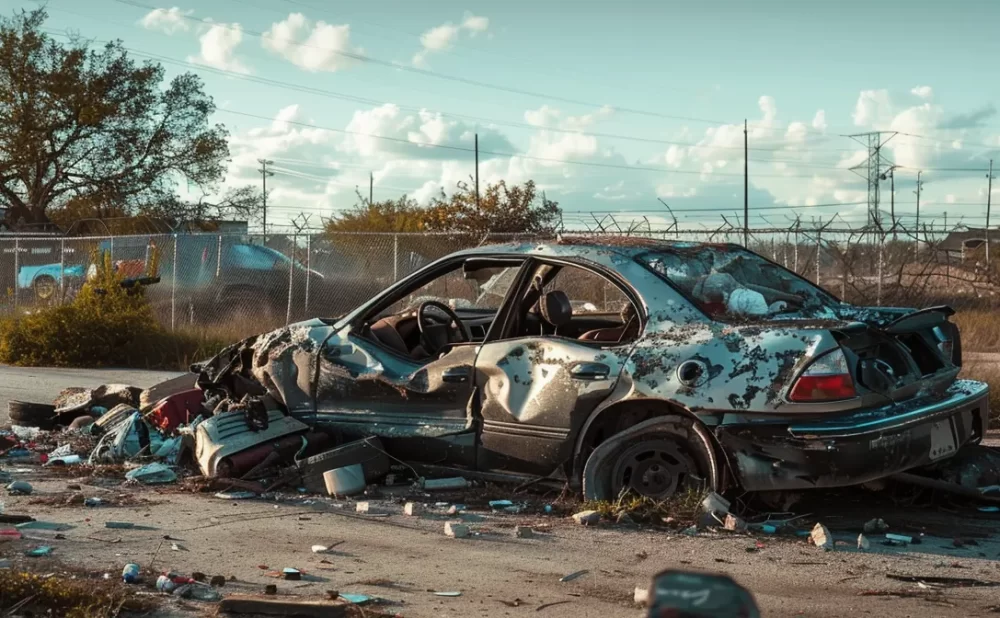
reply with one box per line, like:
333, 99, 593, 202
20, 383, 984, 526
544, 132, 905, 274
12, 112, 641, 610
788, 348, 857, 402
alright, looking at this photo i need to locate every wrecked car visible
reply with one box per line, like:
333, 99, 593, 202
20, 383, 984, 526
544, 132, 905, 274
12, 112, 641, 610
185, 237, 989, 501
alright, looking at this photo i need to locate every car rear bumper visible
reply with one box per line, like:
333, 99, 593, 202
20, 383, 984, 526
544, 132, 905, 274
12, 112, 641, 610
716, 380, 990, 492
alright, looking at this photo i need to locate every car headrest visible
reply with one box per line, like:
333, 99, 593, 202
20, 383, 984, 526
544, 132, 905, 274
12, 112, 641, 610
540, 291, 572, 327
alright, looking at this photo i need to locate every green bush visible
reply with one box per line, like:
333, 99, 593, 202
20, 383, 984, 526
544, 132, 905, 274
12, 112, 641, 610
0, 251, 227, 369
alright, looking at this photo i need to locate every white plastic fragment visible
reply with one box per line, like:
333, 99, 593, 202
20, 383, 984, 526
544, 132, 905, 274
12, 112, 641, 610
700, 492, 731, 516
634, 586, 649, 607
572, 510, 601, 526
404, 502, 422, 516
444, 522, 470, 538
810, 523, 833, 551
857, 534, 870, 551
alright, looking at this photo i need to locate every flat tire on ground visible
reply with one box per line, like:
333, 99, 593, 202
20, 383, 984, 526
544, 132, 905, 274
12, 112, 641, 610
582, 416, 720, 502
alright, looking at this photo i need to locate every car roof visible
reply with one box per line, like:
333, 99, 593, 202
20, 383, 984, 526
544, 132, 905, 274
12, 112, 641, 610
455, 235, 736, 261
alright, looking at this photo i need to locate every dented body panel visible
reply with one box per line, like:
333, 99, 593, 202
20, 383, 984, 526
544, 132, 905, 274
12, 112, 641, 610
196, 238, 990, 494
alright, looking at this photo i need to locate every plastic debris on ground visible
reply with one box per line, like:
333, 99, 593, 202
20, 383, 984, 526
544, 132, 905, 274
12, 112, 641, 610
339, 593, 371, 605
125, 462, 177, 485
215, 491, 257, 500
6, 481, 32, 495
422, 477, 469, 490
560, 569, 589, 583
810, 523, 833, 551
26, 545, 53, 557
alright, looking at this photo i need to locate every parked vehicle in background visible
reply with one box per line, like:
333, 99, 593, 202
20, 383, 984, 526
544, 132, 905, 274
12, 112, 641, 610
17, 262, 85, 301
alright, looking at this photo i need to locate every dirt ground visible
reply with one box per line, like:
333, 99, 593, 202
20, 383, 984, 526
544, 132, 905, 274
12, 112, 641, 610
2, 367, 1000, 617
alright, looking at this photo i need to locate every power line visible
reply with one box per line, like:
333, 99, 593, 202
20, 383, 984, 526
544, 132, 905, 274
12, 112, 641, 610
218, 108, 841, 179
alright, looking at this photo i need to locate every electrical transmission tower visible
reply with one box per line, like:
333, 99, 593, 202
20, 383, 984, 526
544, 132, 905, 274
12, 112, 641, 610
846, 131, 898, 228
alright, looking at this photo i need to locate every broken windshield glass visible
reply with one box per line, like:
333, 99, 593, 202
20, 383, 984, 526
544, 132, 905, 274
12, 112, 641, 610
636, 247, 842, 321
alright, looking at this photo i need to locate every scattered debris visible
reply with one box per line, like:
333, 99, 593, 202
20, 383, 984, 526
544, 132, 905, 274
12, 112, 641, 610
560, 570, 588, 583
701, 492, 731, 516
125, 462, 177, 485
433, 591, 462, 597
863, 518, 889, 534
423, 477, 469, 490
446, 504, 465, 515
219, 595, 350, 617
634, 586, 649, 607
404, 502, 422, 516
885, 533, 914, 545
25, 545, 53, 557
724, 513, 747, 532
215, 491, 257, 500
886, 573, 1000, 588
444, 522, 470, 538
810, 523, 833, 551
536, 600, 573, 611
515, 525, 535, 538
122, 563, 141, 583
572, 510, 601, 526
6, 481, 32, 495
105, 521, 135, 529
858, 534, 871, 551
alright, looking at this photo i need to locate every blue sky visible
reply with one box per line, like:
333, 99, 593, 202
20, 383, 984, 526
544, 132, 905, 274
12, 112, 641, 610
8, 0, 1000, 231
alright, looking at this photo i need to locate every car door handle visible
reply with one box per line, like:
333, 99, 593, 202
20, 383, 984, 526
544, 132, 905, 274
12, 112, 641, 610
570, 362, 611, 381
442, 367, 470, 383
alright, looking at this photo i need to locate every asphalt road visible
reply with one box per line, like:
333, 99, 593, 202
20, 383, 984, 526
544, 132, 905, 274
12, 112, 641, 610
0, 365, 181, 422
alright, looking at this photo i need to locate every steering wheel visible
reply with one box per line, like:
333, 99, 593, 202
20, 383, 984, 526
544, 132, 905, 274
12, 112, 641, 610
417, 300, 472, 355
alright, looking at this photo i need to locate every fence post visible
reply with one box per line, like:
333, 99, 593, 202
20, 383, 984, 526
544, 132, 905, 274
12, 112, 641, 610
59, 238, 65, 304
12, 237, 18, 310
286, 234, 295, 326
393, 233, 399, 282
216, 235, 222, 278
304, 233, 311, 313
171, 234, 177, 332
793, 230, 799, 274
877, 232, 884, 307
815, 231, 821, 285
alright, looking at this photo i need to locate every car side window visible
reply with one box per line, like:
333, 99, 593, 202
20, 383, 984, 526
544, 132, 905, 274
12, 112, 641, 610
497, 262, 641, 345
382, 262, 522, 316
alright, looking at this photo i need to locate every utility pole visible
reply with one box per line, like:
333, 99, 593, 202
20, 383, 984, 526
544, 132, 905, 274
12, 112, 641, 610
914, 171, 923, 257
474, 133, 480, 208
369, 172, 373, 206
257, 158, 274, 241
743, 119, 749, 248
987, 159, 994, 269
846, 131, 898, 234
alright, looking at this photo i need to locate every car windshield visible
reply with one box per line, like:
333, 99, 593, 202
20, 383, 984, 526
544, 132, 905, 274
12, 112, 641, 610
636, 246, 842, 321
390, 265, 520, 314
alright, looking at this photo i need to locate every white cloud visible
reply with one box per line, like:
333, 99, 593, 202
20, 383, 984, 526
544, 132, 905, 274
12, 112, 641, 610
189, 23, 249, 74
852, 89, 892, 127
911, 85, 934, 100
263, 13, 362, 72
139, 7, 192, 34
812, 110, 827, 131
523, 105, 614, 130
412, 13, 490, 67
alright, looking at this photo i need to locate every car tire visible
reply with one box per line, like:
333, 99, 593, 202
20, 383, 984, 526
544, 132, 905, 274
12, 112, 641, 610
8, 400, 58, 430
33, 275, 57, 301
582, 416, 720, 502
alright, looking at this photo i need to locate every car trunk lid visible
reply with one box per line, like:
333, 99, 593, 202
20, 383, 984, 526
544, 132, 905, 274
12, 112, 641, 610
831, 306, 961, 402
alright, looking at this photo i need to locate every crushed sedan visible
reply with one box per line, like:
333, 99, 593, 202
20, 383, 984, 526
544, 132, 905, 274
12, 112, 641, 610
187, 236, 989, 501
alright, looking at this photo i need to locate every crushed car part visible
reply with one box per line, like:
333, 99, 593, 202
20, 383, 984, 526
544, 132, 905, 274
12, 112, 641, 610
194, 407, 309, 477
7, 401, 57, 430
296, 436, 390, 493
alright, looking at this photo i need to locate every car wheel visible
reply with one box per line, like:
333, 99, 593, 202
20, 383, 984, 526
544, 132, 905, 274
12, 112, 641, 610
8, 400, 58, 430
33, 275, 57, 301
582, 416, 719, 502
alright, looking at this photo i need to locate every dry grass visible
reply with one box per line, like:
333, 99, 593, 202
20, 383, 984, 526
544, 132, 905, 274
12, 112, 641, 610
961, 362, 1000, 429
0, 570, 158, 617
953, 310, 1000, 353
583, 487, 706, 526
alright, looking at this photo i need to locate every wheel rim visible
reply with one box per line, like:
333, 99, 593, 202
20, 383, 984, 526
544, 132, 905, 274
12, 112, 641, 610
611, 439, 697, 500
35, 278, 55, 300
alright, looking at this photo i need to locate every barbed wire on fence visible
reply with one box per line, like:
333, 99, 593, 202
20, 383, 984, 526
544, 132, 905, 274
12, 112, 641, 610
0, 221, 996, 333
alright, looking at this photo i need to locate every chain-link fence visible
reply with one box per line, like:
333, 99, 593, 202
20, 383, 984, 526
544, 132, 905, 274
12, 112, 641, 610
1, 225, 996, 336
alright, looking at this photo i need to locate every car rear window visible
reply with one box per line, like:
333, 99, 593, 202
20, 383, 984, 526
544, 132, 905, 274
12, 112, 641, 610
636, 246, 841, 321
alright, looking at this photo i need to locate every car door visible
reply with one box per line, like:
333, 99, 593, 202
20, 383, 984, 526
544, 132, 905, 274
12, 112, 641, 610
474, 258, 643, 476
311, 255, 529, 446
